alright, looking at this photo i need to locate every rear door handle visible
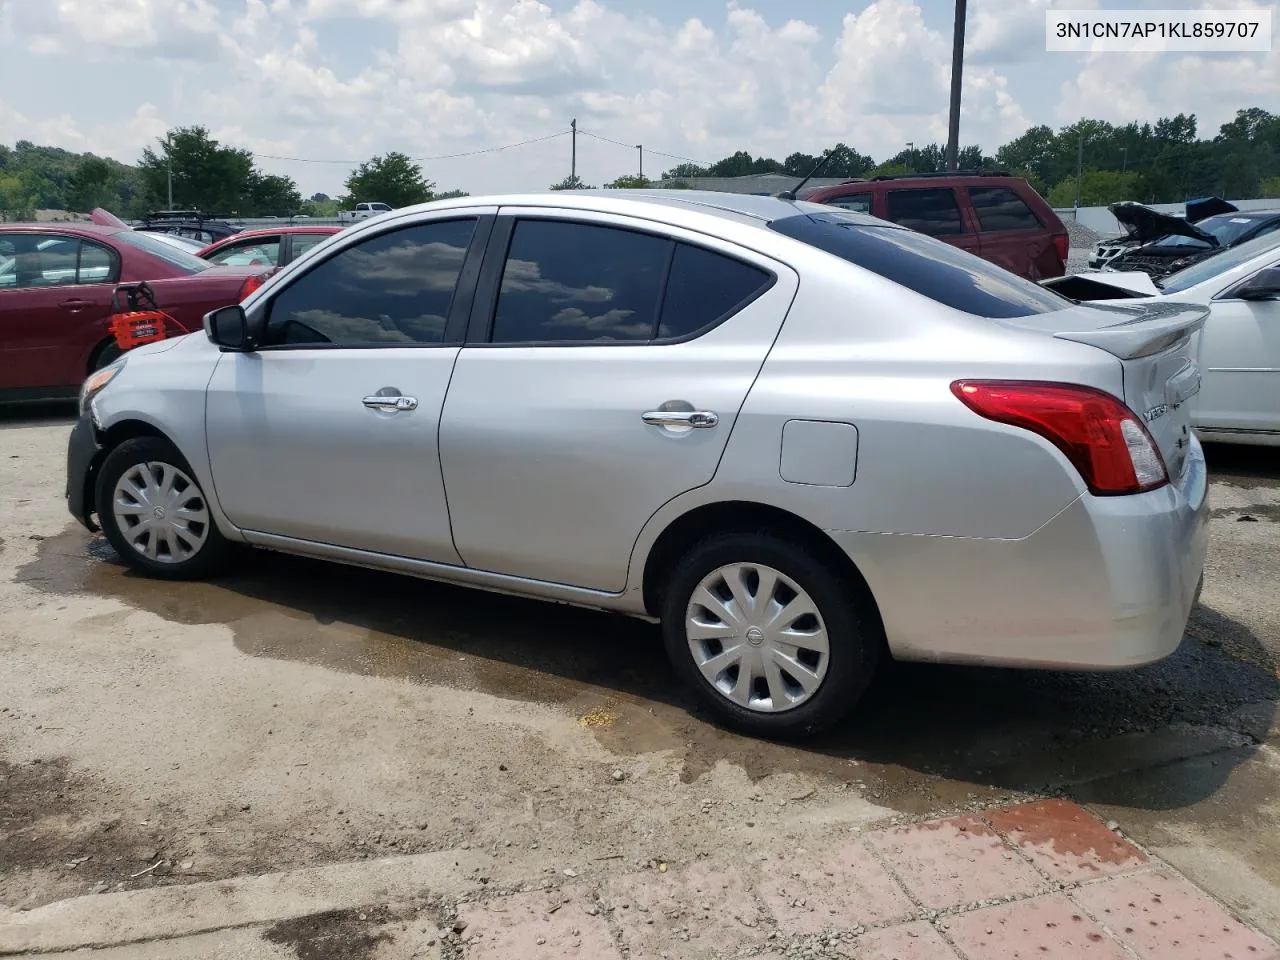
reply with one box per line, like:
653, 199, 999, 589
642, 410, 719, 428
60, 298, 92, 312
363, 395, 418, 411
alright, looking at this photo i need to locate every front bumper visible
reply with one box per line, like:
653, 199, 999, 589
66, 413, 103, 532
832, 436, 1209, 670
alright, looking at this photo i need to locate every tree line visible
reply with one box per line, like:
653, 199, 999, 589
3, 107, 1278, 221
556, 107, 1280, 206
0, 127, 466, 221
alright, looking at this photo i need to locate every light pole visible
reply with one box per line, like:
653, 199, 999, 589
637, 144, 643, 180
906, 141, 914, 171
944, 0, 967, 171
570, 118, 577, 181
166, 132, 173, 209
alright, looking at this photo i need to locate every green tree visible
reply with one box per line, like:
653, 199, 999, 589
65, 157, 112, 211
1047, 169, 1139, 207
138, 126, 253, 212
659, 162, 707, 179
549, 175, 594, 190
247, 172, 302, 215
1259, 175, 1280, 197
0, 174, 37, 221
604, 175, 650, 189
433, 189, 470, 200
343, 152, 434, 208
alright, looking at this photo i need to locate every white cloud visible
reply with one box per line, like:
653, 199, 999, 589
0, 0, 1275, 197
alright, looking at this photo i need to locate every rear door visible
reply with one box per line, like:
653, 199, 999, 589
438, 209, 797, 592
0, 232, 119, 390
968, 185, 1054, 279
884, 187, 980, 257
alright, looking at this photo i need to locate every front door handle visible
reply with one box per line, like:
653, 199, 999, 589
642, 410, 719, 428
363, 395, 418, 411
60, 298, 92, 312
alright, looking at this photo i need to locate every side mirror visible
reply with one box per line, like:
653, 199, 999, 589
204, 305, 256, 351
1235, 266, 1280, 301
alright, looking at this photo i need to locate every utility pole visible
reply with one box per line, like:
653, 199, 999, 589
637, 144, 643, 180
570, 119, 577, 180
1075, 127, 1085, 209
166, 132, 173, 209
906, 141, 914, 170
944, 0, 967, 171
1122, 146, 1128, 173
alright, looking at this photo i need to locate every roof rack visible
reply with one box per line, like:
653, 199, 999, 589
139, 210, 237, 223
866, 169, 1010, 182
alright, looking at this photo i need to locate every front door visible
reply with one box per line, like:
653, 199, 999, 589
1195, 278, 1280, 436
438, 211, 798, 592
204, 213, 491, 561
0, 232, 120, 390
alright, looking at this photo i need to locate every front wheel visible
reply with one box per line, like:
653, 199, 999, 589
95, 437, 231, 580
660, 531, 882, 739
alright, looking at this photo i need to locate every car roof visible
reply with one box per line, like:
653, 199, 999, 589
399, 190, 886, 230
0, 222, 124, 237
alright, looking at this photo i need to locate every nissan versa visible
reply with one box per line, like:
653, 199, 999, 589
66, 192, 1209, 739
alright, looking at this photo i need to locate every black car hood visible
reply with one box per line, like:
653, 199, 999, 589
1108, 201, 1219, 246
1185, 196, 1238, 222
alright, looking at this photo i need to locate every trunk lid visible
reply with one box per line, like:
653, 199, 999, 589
1001, 300, 1208, 482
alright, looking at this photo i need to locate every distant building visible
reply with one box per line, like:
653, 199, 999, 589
652, 174, 852, 195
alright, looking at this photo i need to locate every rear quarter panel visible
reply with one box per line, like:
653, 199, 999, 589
146, 270, 259, 334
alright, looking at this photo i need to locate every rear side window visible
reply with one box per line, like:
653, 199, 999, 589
825, 194, 872, 216
290, 233, 330, 260
885, 188, 965, 237
491, 220, 772, 344
769, 213, 1068, 319
968, 187, 1042, 232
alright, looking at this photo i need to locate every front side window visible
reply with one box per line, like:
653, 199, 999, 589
885, 188, 965, 237
968, 187, 1041, 232
263, 218, 476, 346
827, 194, 873, 216
208, 237, 280, 267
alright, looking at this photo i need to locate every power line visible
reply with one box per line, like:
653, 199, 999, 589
577, 129, 705, 166
250, 130, 570, 165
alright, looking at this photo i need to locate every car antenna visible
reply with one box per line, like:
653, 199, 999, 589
776, 150, 835, 201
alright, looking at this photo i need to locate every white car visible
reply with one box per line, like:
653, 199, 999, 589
1045, 231, 1280, 446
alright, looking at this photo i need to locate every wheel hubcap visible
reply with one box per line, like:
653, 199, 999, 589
684, 562, 830, 713
111, 461, 210, 564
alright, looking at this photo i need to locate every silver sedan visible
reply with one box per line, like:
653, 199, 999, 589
68, 192, 1209, 739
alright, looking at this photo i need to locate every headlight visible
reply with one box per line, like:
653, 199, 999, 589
79, 359, 126, 418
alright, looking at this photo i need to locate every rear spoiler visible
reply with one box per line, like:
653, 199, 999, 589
1053, 303, 1209, 360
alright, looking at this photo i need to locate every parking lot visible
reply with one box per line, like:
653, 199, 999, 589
2, 405, 1279, 958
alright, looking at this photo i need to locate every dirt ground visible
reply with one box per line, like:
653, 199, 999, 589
1, 407, 1278, 956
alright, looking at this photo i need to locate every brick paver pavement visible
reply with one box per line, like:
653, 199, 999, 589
454, 799, 1279, 960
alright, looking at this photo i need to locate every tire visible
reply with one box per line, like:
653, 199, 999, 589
95, 437, 231, 580
91, 340, 123, 372
660, 531, 882, 739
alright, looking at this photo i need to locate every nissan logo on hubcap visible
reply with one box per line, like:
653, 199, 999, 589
746, 626, 765, 646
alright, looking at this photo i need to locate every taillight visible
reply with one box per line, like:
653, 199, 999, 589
951, 380, 1168, 496
1052, 233, 1069, 262
238, 274, 266, 301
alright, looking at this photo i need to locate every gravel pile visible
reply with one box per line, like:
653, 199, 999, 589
1063, 216, 1103, 249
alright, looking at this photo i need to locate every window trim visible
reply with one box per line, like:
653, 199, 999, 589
252, 214, 493, 351
464, 213, 778, 348
884, 187, 970, 237
965, 185, 1045, 234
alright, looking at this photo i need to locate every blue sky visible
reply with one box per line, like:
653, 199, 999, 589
1, 0, 1276, 197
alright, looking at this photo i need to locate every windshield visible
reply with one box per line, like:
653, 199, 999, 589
1160, 229, 1280, 294
769, 212, 1069, 318
116, 230, 212, 273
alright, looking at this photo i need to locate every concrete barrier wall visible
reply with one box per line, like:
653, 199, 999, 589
1053, 198, 1280, 238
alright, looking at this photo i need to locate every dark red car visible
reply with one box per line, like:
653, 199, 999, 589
0, 224, 269, 400
198, 226, 342, 269
801, 172, 1069, 280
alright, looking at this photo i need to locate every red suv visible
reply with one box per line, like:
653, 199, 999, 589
801, 172, 1069, 280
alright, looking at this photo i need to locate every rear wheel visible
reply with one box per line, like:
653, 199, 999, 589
95, 437, 230, 580
660, 531, 882, 739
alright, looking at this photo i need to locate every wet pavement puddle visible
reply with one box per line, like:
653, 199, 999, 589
17, 526, 1280, 814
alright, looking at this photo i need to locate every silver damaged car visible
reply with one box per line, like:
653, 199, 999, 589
67, 192, 1210, 739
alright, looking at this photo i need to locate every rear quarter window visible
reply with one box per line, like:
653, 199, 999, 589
769, 212, 1068, 319
968, 186, 1042, 232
